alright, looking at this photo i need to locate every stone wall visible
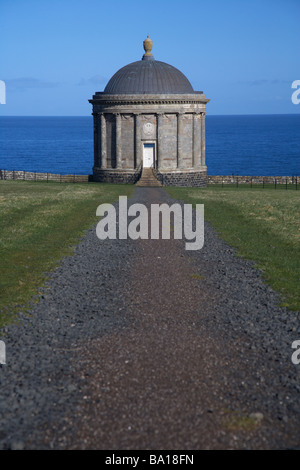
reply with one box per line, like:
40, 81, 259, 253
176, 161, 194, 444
90, 93, 209, 175
207, 175, 298, 184
1, 169, 297, 186
0, 170, 90, 183
155, 169, 207, 187
158, 114, 177, 170
92, 167, 142, 184
180, 114, 193, 169
121, 114, 135, 168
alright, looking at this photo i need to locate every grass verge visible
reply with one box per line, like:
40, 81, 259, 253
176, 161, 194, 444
0, 180, 134, 327
165, 186, 300, 311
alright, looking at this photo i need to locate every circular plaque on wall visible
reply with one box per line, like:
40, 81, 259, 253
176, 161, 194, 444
143, 122, 154, 136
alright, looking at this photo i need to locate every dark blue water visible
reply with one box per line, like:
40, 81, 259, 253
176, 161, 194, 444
0, 116, 93, 175
0, 115, 299, 176
206, 114, 300, 176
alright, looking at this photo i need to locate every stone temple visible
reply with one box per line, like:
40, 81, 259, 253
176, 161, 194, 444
89, 36, 209, 186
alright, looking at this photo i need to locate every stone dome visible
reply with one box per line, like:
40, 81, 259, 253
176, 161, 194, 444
104, 36, 194, 95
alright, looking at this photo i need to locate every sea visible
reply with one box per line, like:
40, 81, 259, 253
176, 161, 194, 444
0, 114, 299, 176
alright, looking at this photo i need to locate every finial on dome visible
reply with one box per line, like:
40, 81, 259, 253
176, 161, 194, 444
142, 35, 154, 60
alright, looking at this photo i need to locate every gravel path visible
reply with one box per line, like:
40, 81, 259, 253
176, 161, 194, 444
0, 187, 299, 450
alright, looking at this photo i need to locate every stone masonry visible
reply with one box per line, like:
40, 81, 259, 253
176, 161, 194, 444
89, 37, 210, 186
89, 93, 209, 185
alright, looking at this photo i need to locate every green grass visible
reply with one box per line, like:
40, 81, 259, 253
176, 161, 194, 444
207, 183, 299, 191
166, 186, 300, 311
1, 181, 299, 327
0, 180, 134, 327
221, 409, 261, 432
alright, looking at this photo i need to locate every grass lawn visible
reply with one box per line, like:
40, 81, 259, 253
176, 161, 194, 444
0, 180, 134, 327
166, 185, 300, 312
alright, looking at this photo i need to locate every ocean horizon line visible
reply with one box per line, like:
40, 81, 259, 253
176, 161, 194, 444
0, 113, 300, 118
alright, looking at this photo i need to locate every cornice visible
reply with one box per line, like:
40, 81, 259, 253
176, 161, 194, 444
89, 92, 209, 107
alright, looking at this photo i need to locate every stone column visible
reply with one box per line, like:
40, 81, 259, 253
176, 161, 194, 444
93, 113, 99, 167
201, 112, 206, 166
115, 113, 122, 169
177, 112, 184, 169
193, 113, 201, 168
134, 113, 142, 168
157, 113, 164, 170
100, 113, 107, 168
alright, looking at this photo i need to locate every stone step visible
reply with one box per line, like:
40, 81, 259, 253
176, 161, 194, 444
136, 180, 162, 187
135, 168, 162, 187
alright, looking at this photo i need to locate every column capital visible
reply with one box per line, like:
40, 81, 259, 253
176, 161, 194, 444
156, 112, 164, 122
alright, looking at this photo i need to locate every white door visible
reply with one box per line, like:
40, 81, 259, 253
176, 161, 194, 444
143, 143, 155, 168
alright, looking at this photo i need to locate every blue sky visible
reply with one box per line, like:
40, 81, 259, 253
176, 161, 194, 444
1, 0, 299, 116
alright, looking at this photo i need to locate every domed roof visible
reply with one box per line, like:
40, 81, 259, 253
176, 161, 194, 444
104, 36, 194, 95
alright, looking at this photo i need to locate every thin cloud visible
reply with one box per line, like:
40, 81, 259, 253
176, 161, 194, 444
78, 75, 108, 86
4, 77, 61, 91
